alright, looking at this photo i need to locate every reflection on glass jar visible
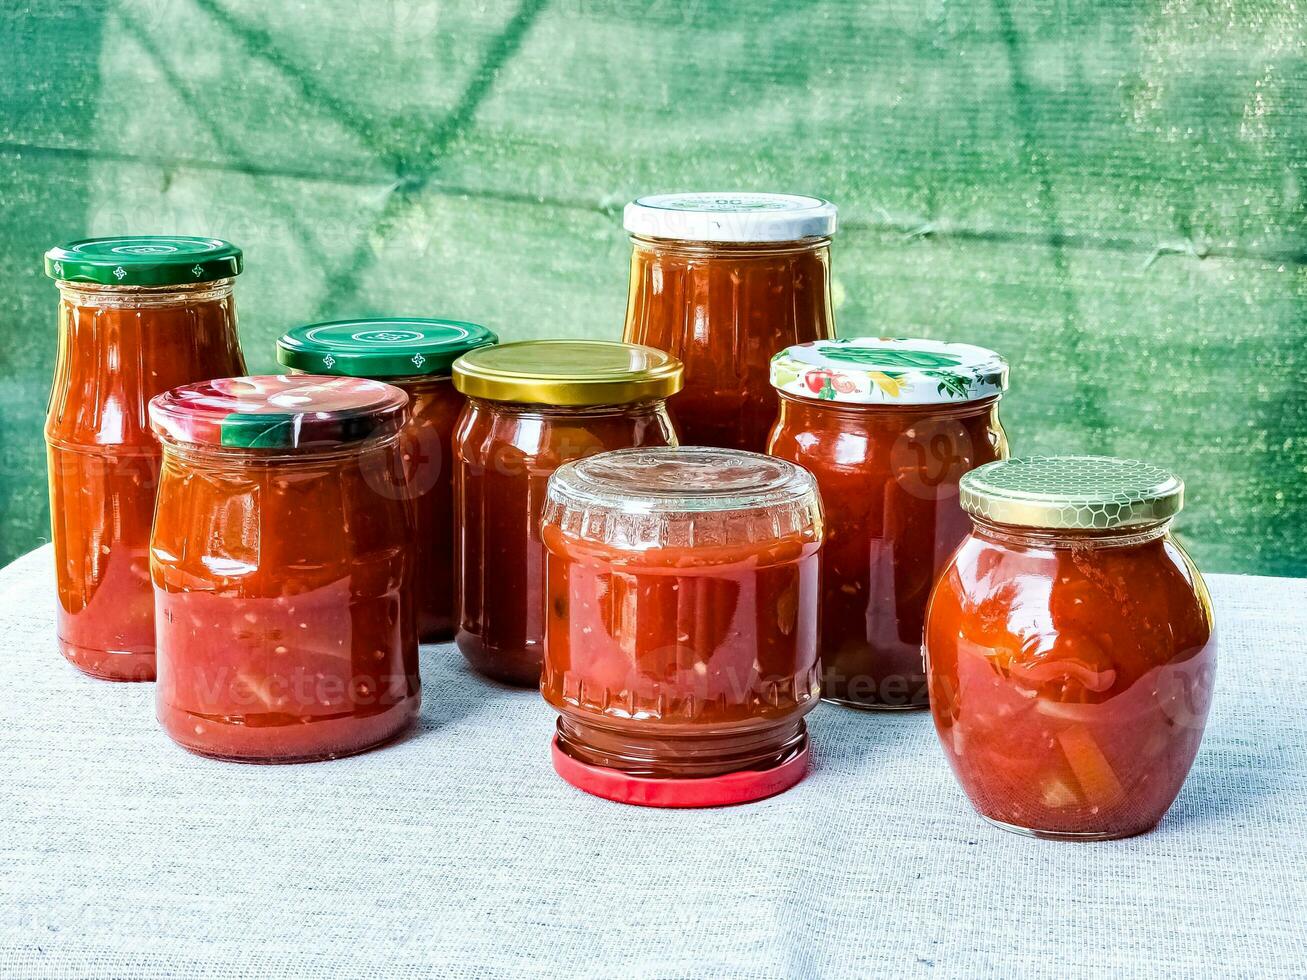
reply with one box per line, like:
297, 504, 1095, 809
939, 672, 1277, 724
621, 192, 837, 451
149, 375, 421, 763
767, 338, 1009, 709
43, 236, 247, 681
542, 447, 823, 808
452, 341, 682, 688
926, 456, 1216, 840
278, 317, 498, 641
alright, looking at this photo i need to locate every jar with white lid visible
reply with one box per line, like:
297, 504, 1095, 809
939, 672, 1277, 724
621, 192, 838, 451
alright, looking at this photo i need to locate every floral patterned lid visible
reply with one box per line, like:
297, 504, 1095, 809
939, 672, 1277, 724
770, 337, 1008, 405
149, 375, 408, 450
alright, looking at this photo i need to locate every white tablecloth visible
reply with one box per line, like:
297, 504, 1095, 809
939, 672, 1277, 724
1, 544, 1304, 979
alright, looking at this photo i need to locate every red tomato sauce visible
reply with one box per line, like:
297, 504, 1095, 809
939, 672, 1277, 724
542, 528, 822, 778
926, 523, 1216, 838
539, 447, 823, 804
393, 375, 466, 641
454, 400, 676, 686
149, 376, 420, 763
769, 393, 1006, 707
46, 281, 245, 680
622, 238, 834, 451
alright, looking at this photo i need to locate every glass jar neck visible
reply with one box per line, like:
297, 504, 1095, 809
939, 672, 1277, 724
629, 235, 831, 259
969, 515, 1173, 550
56, 278, 235, 308
159, 432, 399, 467
777, 389, 1002, 421
467, 396, 668, 417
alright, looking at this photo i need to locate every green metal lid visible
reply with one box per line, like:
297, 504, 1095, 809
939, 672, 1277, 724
277, 317, 498, 378
960, 455, 1184, 531
44, 236, 243, 286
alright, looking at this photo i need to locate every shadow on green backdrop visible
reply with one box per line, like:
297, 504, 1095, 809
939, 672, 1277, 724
1, 0, 1304, 574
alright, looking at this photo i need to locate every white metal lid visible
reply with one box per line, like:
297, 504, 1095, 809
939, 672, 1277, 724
623, 192, 838, 243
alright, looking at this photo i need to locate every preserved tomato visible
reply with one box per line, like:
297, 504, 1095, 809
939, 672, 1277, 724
767, 338, 1008, 708
278, 317, 497, 641
926, 456, 1216, 839
541, 447, 823, 807
452, 341, 681, 687
149, 376, 420, 763
43, 237, 246, 681
621, 193, 837, 451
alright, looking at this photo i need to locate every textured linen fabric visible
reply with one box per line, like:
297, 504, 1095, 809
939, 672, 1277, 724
0, 544, 1303, 979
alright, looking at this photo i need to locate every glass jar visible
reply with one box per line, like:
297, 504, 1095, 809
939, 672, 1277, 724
767, 338, 1009, 709
621, 192, 837, 452
925, 456, 1217, 840
149, 375, 421, 763
277, 317, 498, 642
541, 447, 823, 807
43, 236, 247, 681
452, 341, 682, 687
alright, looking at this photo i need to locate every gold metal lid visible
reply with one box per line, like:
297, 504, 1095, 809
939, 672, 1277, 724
960, 455, 1184, 530
452, 340, 683, 406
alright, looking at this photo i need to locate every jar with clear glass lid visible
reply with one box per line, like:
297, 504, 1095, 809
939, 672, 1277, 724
451, 340, 681, 688
541, 447, 824, 807
44, 236, 247, 681
925, 456, 1216, 839
621, 192, 837, 452
149, 375, 421, 763
767, 337, 1009, 709
277, 317, 498, 641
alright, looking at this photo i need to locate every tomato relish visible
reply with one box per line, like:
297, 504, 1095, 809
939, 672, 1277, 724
149, 376, 420, 763
926, 456, 1216, 839
452, 341, 682, 687
277, 317, 498, 641
43, 237, 246, 681
541, 447, 823, 807
622, 193, 837, 451
768, 338, 1009, 709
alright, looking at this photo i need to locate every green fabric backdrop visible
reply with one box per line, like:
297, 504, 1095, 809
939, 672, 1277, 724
2, 1, 1304, 574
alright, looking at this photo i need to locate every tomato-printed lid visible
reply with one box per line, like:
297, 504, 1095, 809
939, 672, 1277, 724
149, 375, 408, 450
770, 337, 1008, 405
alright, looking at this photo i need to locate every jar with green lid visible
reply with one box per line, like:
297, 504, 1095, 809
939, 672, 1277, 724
925, 455, 1216, 840
450, 340, 683, 687
277, 317, 497, 641
44, 236, 247, 681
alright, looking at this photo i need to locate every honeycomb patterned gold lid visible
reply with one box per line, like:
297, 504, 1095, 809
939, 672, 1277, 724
959, 455, 1184, 530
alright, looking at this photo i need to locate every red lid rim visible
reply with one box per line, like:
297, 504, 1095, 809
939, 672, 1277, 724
550, 736, 809, 808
